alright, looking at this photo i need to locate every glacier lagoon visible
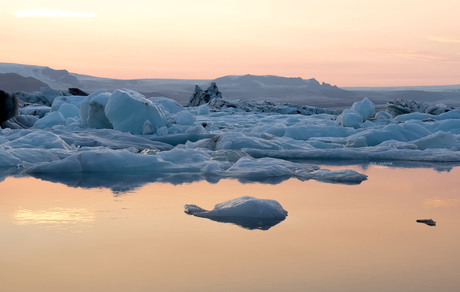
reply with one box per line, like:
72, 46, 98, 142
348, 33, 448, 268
1, 86, 460, 290
1, 165, 460, 291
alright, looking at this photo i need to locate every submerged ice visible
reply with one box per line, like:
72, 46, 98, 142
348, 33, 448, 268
1, 84, 460, 190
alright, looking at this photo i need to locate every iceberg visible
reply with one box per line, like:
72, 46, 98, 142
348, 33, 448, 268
104, 89, 168, 134
185, 196, 288, 230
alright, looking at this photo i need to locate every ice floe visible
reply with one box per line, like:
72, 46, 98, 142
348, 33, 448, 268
1, 84, 460, 191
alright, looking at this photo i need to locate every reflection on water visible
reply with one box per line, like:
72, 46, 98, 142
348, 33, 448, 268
2, 159, 460, 194
1, 166, 460, 291
187, 215, 286, 230
14, 208, 95, 229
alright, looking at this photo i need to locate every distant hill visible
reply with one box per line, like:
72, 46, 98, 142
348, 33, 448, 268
0, 73, 49, 92
1, 62, 459, 109
0, 63, 82, 89
213, 74, 353, 106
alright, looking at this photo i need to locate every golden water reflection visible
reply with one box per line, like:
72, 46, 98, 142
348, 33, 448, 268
14, 208, 95, 227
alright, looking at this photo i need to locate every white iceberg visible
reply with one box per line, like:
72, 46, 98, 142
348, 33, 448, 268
185, 196, 288, 230
104, 89, 168, 134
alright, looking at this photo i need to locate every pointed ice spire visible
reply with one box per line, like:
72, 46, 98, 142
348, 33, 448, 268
187, 83, 222, 107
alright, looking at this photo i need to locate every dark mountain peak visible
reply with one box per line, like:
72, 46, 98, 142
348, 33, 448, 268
0, 73, 49, 92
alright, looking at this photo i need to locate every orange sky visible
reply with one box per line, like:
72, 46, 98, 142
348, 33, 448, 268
1, 0, 460, 86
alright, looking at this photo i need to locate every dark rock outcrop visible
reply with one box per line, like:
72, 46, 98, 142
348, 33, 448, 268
0, 90, 19, 124
188, 82, 222, 107
68, 88, 89, 96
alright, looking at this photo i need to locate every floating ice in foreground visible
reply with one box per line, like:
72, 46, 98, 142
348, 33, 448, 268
185, 196, 288, 230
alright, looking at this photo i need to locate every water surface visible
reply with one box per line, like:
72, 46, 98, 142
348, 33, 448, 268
1, 166, 459, 291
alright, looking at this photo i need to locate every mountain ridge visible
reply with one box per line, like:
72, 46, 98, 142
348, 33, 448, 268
1, 62, 459, 109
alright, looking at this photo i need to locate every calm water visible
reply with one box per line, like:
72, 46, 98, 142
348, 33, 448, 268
1, 165, 460, 291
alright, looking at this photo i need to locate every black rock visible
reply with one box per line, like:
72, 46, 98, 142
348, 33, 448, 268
416, 219, 436, 226
68, 88, 89, 96
0, 90, 19, 124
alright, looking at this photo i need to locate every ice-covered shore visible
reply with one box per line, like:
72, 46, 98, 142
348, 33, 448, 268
1, 85, 460, 191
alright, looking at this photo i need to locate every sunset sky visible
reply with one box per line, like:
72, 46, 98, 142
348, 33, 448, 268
2, 0, 460, 86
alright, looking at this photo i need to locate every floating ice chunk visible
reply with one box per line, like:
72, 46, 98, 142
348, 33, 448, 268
51, 95, 85, 112
0, 151, 22, 167
3, 131, 71, 150
284, 125, 354, 140
374, 111, 392, 120
198, 105, 209, 115
19, 105, 51, 118
142, 120, 155, 135
200, 162, 223, 175
104, 89, 168, 134
156, 148, 211, 164
413, 131, 458, 150
345, 123, 431, 147
27, 148, 213, 174
351, 97, 375, 121
51, 128, 173, 151
148, 97, 184, 114
184, 196, 287, 230
175, 110, 196, 125
185, 196, 287, 219
58, 103, 80, 119
8, 148, 64, 165
28, 154, 82, 173
33, 112, 66, 129
80, 90, 113, 129
15, 87, 62, 106
225, 157, 317, 180
1, 115, 38, 129
244, 147, 460, 162
156, 126, 168, 136
337, 109, 364, 129
215, 133, 282, 150
337, 98, 375, 128
393, 112, 432, 122
311, 169, 368, 184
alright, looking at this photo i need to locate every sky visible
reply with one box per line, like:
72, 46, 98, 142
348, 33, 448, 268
1, 0, 460, 86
